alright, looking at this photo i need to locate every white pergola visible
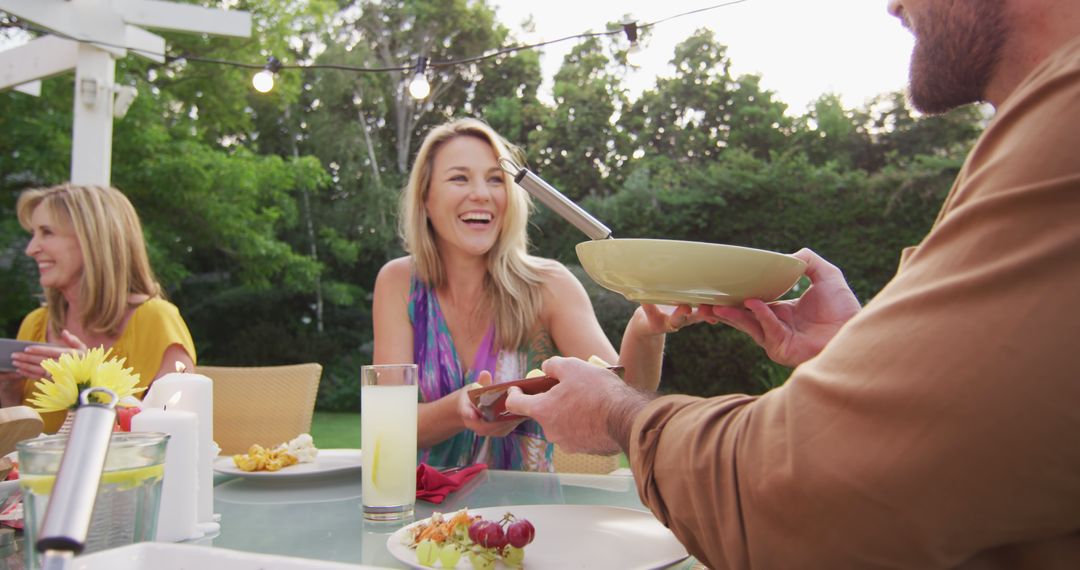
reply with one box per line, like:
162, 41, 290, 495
0, 0, 252, 186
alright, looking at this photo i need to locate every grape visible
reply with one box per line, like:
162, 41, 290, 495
415, 539, 439, 567
438, 543, 462, 567
501, 545, 525, 567
506, 519, 535, 548
468, 551, 497, 570
487, 524, 508, 549
471, 521, 507, 549
467, 520, 490, 544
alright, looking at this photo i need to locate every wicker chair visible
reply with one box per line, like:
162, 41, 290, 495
196, 363, 323, 455
551, 444, 620, 474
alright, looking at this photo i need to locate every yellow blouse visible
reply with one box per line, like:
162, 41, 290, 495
16, 298, 197, 433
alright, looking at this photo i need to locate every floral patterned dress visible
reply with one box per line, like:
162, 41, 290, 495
409, 275, 556, 471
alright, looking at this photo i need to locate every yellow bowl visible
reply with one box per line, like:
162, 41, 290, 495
575, 239, 806, 306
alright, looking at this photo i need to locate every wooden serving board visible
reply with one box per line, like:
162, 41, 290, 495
0, 406, 45, 457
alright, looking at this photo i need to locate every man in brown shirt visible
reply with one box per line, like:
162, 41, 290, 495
505, 0, 1080, 568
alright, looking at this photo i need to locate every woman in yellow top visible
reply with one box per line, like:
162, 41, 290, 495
0, 184, 197, 433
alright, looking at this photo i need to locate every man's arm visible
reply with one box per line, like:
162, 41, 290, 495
504, 357, 656, 456
606, 385, 653, 454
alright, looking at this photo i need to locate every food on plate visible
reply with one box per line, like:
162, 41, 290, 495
231, 433, 318, 472
519, 354, 610, 380
232, 444, 296, 472
587, 354, 612, 367
405, 508, 537, 568
282, 432, 318, 462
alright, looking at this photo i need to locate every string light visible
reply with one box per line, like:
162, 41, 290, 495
623, 22, 640, 48
407, 56, 431, 99
252, 55, 282, 93
9, 1, 752, 85
622, 21, 641, 64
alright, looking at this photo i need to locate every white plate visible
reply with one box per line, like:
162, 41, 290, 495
73, 543, 380, 569
387, 504, 689, 570
213, 449, 362, 479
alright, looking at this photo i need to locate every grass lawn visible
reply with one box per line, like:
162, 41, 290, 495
310, 411, 629, 468
310, 411, 360, 449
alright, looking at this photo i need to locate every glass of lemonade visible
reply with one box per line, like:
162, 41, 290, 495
360, 364, 418, 521
18, 431, 168, 569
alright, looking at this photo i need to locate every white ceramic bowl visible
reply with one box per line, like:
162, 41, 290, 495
575, 239, 806, 306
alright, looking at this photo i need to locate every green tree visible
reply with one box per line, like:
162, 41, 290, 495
527, 35, 630, 200
620, 29, 791, 166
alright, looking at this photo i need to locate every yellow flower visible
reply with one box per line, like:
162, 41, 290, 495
27, 347, 144, 412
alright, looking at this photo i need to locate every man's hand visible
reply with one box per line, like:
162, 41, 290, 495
10, 329, 88, 381
458, 370, 524, 437
711, 249, 860, 368
504, 357, 654, 454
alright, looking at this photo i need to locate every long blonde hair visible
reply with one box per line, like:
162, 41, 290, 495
399, 118, 549, 350
17, 184, 163, 338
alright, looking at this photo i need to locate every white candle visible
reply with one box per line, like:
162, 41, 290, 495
142, 365, 215, 524
132, 405, 199, 542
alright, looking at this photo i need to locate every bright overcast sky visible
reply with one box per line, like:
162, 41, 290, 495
494, 0, 915, 115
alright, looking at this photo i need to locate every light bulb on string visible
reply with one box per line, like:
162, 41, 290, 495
622, 22, 642, 65
408, 56, 431, 100
252, 70, 274, 93
252, 56, 282, 93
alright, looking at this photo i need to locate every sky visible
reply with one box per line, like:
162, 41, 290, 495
494, 0, 915, 115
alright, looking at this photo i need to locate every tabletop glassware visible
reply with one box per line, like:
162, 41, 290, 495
360, 364, 418, 521
17, 432, 168, 569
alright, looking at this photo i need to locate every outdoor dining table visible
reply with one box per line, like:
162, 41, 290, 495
207, 467, 699, 569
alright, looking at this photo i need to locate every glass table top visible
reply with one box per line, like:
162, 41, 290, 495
206, 469, 693, 569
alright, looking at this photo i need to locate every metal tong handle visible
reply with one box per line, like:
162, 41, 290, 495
501, 158, 613, 241
38, 387, 118, 567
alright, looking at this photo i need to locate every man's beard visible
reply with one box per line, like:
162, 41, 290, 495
907, 0, 1008, 114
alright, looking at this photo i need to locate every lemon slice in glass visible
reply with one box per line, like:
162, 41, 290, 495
19, 464, 165, 495
370, 437, 382, 490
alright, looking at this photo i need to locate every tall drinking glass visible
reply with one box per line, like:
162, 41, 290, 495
360, 364, 418, 521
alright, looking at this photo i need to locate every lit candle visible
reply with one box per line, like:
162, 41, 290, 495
142, 362, 215, 525
131, 392, 199, 542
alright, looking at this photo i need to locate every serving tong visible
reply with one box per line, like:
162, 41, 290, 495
36, 387, 117, 570
499, 158, 613, 241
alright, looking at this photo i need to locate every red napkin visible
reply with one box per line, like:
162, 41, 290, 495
416, 463, 487, 504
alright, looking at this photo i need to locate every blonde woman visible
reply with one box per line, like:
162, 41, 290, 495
372, 118, 712, 471
0, 184, 196, 432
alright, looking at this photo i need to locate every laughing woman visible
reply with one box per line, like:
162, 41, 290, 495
372, 118, 711, 471
0, 184, 196, 433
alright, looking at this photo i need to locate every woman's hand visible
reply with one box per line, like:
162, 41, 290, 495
710, 248, 861, 368
638, 303, 720, 335
457, 370, 524, 437
10, 329, 88, 381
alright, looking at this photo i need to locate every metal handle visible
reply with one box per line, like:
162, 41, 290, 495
502, 159, 613, 241
37, 387, 118, 561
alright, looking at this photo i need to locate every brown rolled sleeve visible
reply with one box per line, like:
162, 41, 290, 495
629, 37, 1080, 570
